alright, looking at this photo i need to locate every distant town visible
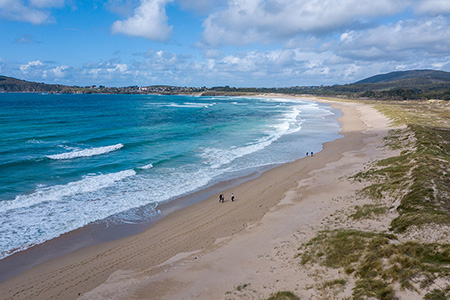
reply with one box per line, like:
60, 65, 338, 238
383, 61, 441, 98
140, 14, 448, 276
2, 69, 450, 100
63, 84, 320, 96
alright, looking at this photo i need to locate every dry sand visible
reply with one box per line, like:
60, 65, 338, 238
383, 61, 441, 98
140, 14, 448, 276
0, 97, 397, 300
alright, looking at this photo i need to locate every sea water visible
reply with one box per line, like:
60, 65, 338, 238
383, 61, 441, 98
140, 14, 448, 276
0, 93, 341, 259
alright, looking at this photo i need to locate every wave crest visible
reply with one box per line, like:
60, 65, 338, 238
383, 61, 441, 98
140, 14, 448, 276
47, 143, 123, 160
139, 163, 153, 170
0, 169, 136, 213
201, 107, 302, 168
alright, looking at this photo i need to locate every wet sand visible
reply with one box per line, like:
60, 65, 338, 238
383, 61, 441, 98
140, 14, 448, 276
0, 96, 394, 299
0, 164, 270, 283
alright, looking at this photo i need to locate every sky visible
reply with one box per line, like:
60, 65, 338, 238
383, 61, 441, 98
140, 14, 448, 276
1, 0, 450, 87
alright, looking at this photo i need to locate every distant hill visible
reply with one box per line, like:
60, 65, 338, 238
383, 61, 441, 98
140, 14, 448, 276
0, 75, 67, 92
306, 69, 450, 100
0, 75, 200, 94
354, 69, 450, 85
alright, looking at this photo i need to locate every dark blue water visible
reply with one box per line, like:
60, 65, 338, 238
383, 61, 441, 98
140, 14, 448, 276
0, 93, 341, 259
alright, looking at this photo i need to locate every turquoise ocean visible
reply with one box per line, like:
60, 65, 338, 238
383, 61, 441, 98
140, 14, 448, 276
0, 93, 341, 259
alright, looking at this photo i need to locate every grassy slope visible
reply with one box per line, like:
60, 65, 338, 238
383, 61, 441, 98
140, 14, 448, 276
372, 101, 450, 232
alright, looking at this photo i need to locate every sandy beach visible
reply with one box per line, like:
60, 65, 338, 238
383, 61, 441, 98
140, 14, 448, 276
0, 97, 397, 299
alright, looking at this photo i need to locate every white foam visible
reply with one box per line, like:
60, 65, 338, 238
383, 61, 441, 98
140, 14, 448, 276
260, 97, 317, 105
0, 170, 136, 213
283, 107, 303, 134
0, 167, 218, 260
200, 106, 303, 168
58, 144, 79, 150
140, 163, 153, 170
26, 139, 45, 144
166, 102, 211, 108
47, 143, 123, 160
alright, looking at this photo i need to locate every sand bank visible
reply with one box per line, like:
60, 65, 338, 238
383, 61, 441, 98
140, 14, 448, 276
0, 97, 394, 299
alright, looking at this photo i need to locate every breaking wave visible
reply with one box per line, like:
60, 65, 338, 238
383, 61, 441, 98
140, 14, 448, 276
47, 143, 124, 160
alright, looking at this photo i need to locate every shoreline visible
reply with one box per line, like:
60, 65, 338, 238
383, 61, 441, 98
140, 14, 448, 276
0, 96, 392, 299
0, 95, 338, 283
0, 164, 274, 283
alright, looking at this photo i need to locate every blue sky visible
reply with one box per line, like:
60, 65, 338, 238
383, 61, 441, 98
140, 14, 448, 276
1, 0, 450, 87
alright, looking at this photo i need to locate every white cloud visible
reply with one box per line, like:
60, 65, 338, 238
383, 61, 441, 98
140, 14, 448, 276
0, 0, 65, 24
201, 0, 408, 46
17, 61, 77, 83
204, 49, 222, 59
52, 65, 69, 77
20, 60, 44, 73
8, 44, 446, 89
111, 0, 173, 41
4, 0, 450, 88
0, 0, 50, 24
415, 0, 450, 16
85, 61, 129, 74
336, 17, 450, 61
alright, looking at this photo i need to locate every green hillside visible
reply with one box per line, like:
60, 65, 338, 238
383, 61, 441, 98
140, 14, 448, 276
355, 70, 450, 84
0, 75, 66, 92
307, 70, 450, 100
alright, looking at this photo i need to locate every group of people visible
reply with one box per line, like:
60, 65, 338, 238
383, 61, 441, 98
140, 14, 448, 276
306, 151, 314, 157
219, 193, 235, 203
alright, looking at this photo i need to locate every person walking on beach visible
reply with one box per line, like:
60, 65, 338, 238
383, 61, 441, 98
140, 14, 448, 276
231, 193, 235, 202
219, 194, 224, 203
311, 151, 313, 156
306, 152, 309, 157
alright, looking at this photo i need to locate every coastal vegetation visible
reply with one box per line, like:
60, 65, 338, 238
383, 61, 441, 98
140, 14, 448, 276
294, 99, 450, 299
349, 204, 388, 220
357, 101, 450, 232
266, 291, 300, 300
298, 229, 450, 299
